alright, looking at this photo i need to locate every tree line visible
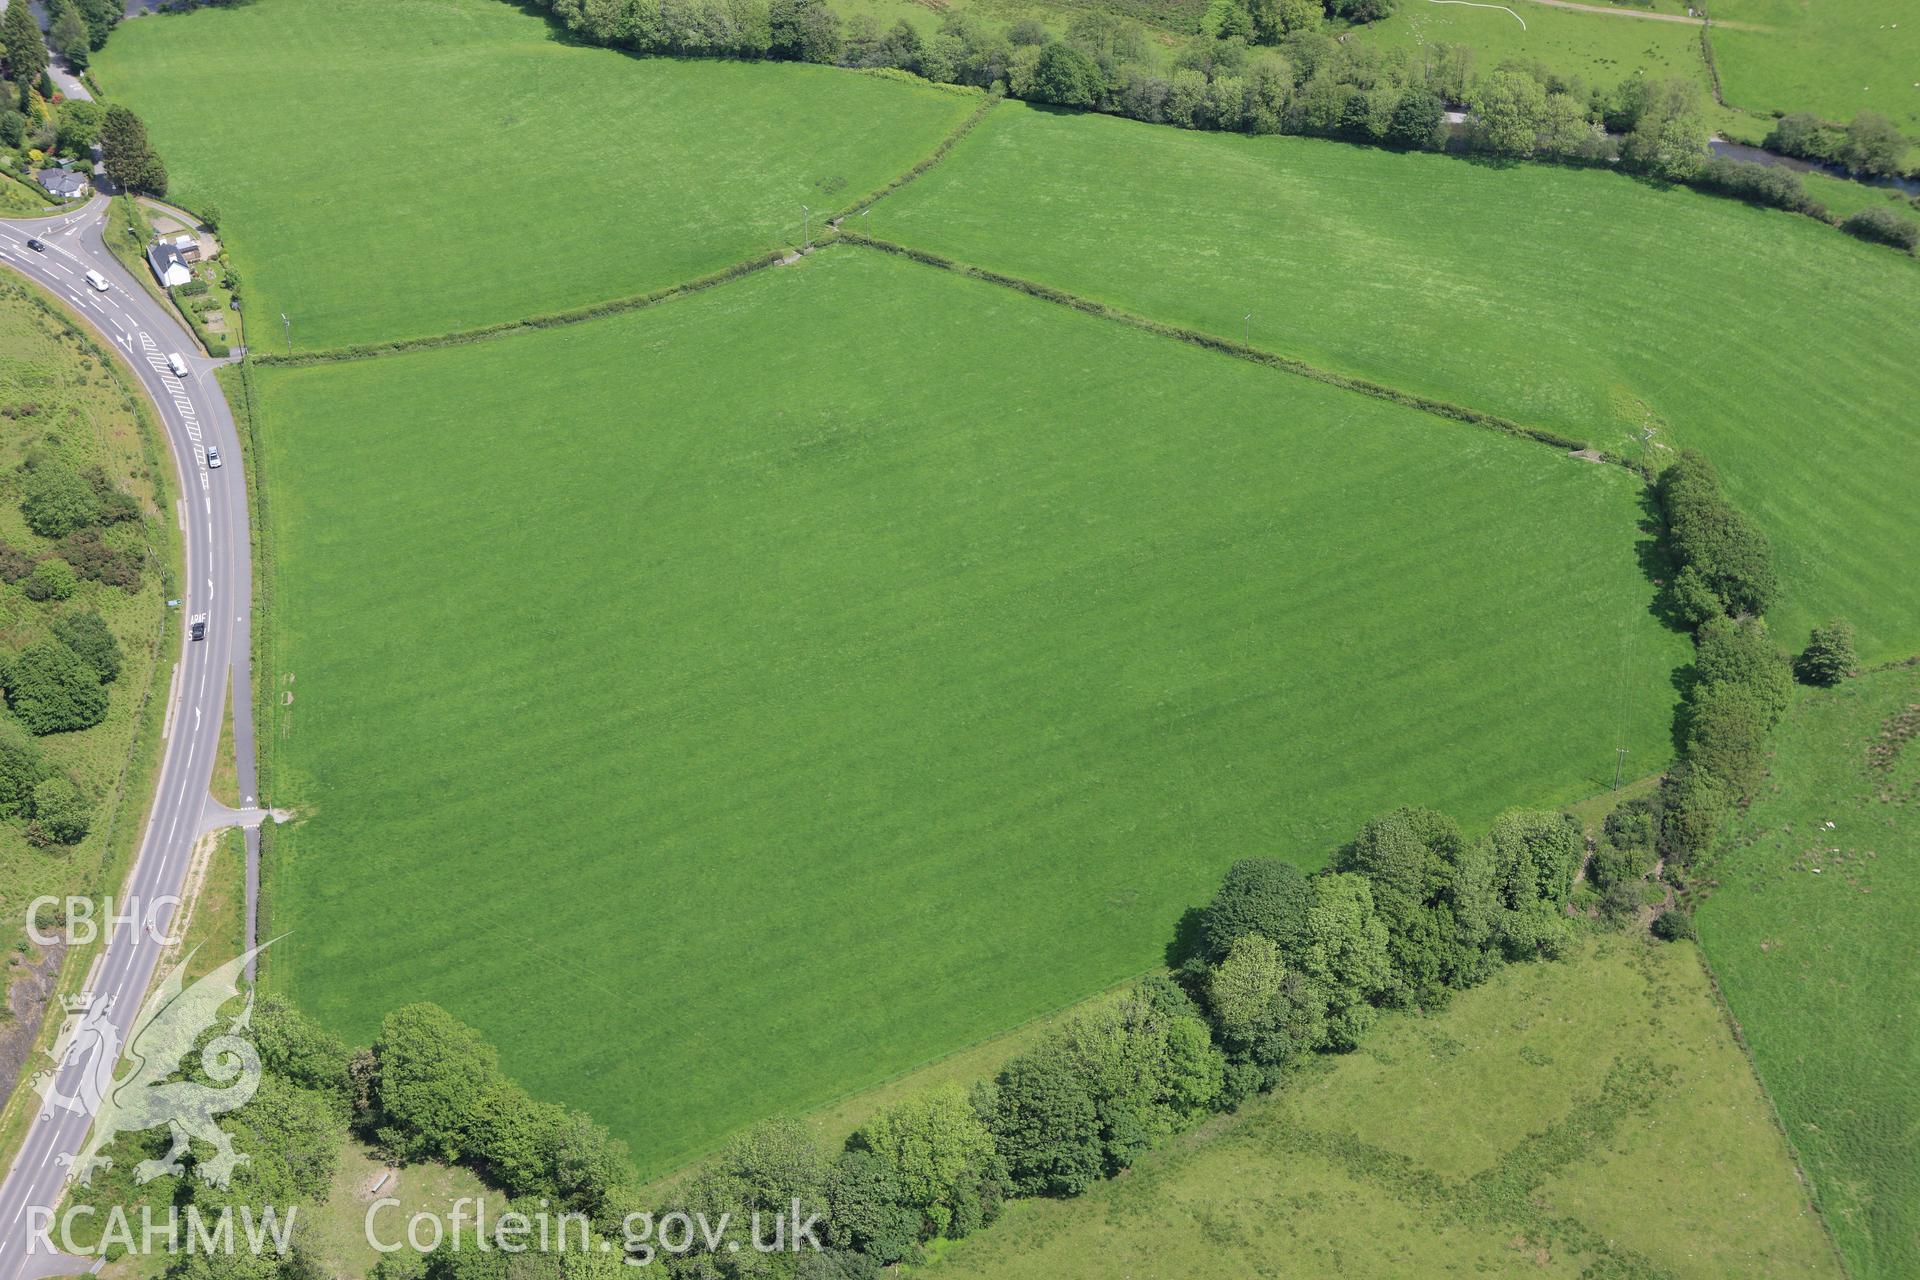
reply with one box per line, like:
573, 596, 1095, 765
86, 795, 1587, 1280
1609, 450, 1857, 910
514, 0, 1917, 247
111, 796, 1578, 1280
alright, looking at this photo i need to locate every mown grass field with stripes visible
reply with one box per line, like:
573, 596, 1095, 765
90, 0, 1915, 1219
874, 101, 1920, 659
93, 0, 978, 349
252, 247, 1686, 1174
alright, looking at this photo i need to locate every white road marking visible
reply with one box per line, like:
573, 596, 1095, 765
0, 202, 259, 1279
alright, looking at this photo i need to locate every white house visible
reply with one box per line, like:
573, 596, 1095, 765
146, 239, 193, 288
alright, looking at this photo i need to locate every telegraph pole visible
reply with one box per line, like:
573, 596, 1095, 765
802, 204, 810, 251
1612, 747, 1628, 790
281, 312, 291, 356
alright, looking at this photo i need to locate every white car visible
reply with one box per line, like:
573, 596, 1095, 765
167, 353, 189, 377
84, 269, 110, 292
206, 445, 222, 469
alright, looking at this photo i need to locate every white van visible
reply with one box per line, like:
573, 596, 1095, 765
84, 270, 110, 292
166, 353, 189, 377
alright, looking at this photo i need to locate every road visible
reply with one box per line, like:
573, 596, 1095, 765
0, 196, 260, 1280
1521, 0, 1765, 28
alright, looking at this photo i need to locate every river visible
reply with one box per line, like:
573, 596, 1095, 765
1709, 138, 1920, 199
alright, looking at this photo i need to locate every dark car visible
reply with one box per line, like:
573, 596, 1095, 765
25, 238, 44, 253
190, 614, 207, 642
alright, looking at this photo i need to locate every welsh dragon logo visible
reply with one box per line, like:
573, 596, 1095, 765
33, 942, 272, 1189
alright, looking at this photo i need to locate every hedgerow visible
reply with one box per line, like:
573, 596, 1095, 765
250, 251, 791, 367
841, 234, 1589, 451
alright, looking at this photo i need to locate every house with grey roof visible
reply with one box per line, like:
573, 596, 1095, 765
36, 168, 90, 200
146, 239, 193, 288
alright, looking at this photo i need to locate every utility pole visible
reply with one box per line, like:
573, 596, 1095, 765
1612, 747, 1628, 790
281, 312, 291, 356
860, 207, 870, 238
802, 204, 810, 251
1243, 312, 1251, 346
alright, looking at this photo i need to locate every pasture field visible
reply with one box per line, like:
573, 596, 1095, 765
91, 0, 979, 350
0, 281, 173, 961
254, 247, 1686, 1175
1801, 169, 1920, 227
1711, 0, 1920, 132
917, 935, 1841, 1279
873, 102, 1920, 658
1346, 0, 1715, 104
1695, 663, 1920, 1279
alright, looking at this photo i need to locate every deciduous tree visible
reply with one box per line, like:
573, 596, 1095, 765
1795, 619, 1858, 687
1471, 70, 1546, 157
1298, 872, 1391, 1048
984, 1041, 1102, 1197
53, 611, 122, 683
851, 1085, 1003, 1238
4, 640, 106, 733
1198, 856, 1313, 961
1841, 110, 1909, 177
21, 460, 100, 538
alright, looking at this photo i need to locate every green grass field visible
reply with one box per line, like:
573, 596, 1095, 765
1696, 664, 1920, 1279
255, 247, 1686, 1175
1711, 0, 1920, 131
918, 935, 1842, 1279
1801, 168, 1920, 226
1347, 0, 1715, 102
873, 102, 1920, 658
91, 0, 979, 350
